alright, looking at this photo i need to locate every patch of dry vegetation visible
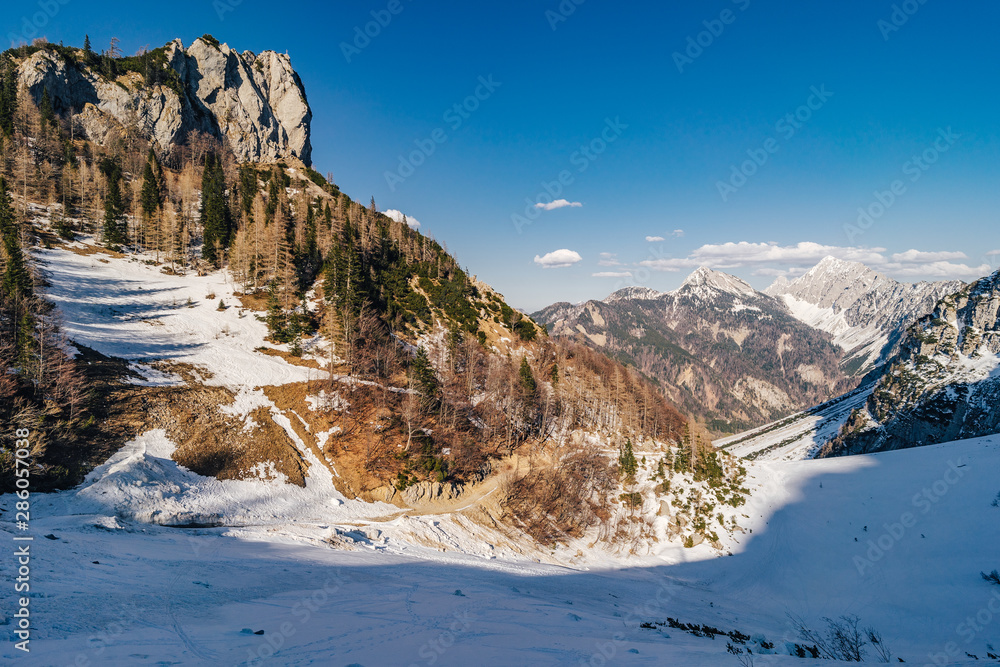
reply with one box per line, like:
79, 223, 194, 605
502, 445, 615, 545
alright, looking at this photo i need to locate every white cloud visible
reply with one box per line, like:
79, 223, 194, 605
890, 249, 967, 263
637, 240, 990, 281
598, 252, 620, 267
752, 267, 809, 278
534, 249, 582, 269
882, 260, 990, 278
592, 271, 633, 278
645, 230, 684, 242
384, 209, 421, 229
640, 242, 887, 272
987, 249, 1000, 256
534, 199, 582, 211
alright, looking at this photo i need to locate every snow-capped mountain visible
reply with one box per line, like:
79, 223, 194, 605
821, 269, 1000, 456
766, 256, 963, 377
534, 267, 855, 433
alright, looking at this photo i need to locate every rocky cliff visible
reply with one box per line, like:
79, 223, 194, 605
534, 267, 855, 433
15, 36, 311, 165
821, 269, 1000, 456
766, 257, 962, 377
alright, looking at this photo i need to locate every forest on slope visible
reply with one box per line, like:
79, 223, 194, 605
0, 39, 732, 549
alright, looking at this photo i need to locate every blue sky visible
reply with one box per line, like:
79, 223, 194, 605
7, 0, 1000, 311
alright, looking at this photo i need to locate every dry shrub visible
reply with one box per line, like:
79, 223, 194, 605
503, 446, 615, 545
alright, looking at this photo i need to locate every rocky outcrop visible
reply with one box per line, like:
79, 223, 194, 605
821, 269, 1000, 456
16, 37, 311, 165
534, 267, 855, 433
767, 257, 962, 376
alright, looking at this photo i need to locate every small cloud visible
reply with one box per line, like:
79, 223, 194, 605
384, 209, 421, 229
645, 236, 665, 243
592, 271, 633, 278
598, 252, 620, 267
672, 229, 685, 238
752, 267, 808, 278
890, 249, 967, 263
987, 249, 1000, 256
534, 199, 582, 211
534, 249, 582, 269
636, 240, 989, 281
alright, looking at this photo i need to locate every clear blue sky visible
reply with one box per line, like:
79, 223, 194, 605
8, 0, 1000, 310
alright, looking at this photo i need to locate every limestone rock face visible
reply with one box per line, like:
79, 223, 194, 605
766, 256, 963, 377
821, 269, 1000, 456
17, 37, 312, 165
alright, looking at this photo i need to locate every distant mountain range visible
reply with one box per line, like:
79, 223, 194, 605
533, 267, 855, 433
766, 256, 962, 377
535, 258, 974, 436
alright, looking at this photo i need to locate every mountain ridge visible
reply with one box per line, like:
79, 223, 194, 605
765, 256, 963, 376
14, 36, 312, 165
534, 266, 855, 433
821, 268, 1000, 456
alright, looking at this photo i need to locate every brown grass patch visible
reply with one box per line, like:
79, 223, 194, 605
235, 290, 270, 311
65, 244, 127, 259
502, 447, 615, 546
168, 387, 308, 487
255, 346, 326, 369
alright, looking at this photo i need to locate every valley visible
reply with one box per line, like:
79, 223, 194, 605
0, 23, 997, 667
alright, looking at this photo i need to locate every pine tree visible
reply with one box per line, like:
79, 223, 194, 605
519, 357, 536, 398
0, 176, 31, 298
199, 151, 232, 266
410, 347, 439, 410
0, 64, 17, 137
618, 439, 638, 483
265, 281, 287, 342
139, 150, 162, 219
99, 157, 127, 246
83, 34, 91, 55
39, 88, 55, 133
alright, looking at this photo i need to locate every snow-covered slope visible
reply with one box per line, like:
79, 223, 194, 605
767, 256, 963, 376
715, 383, 875, 461
35, 237, 325, 390
4, 430, 998, 664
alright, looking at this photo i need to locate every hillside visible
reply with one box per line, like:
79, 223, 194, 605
0, 37, 735, 558
767, 256, 963, 377
821, 269, 1000, 456
534, 267, 856, 434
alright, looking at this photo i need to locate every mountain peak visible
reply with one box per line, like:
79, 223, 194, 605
809, 255, 872, 277
16, 37, 312, 165
678, 266, 756, 297
604, 285, 664, 303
